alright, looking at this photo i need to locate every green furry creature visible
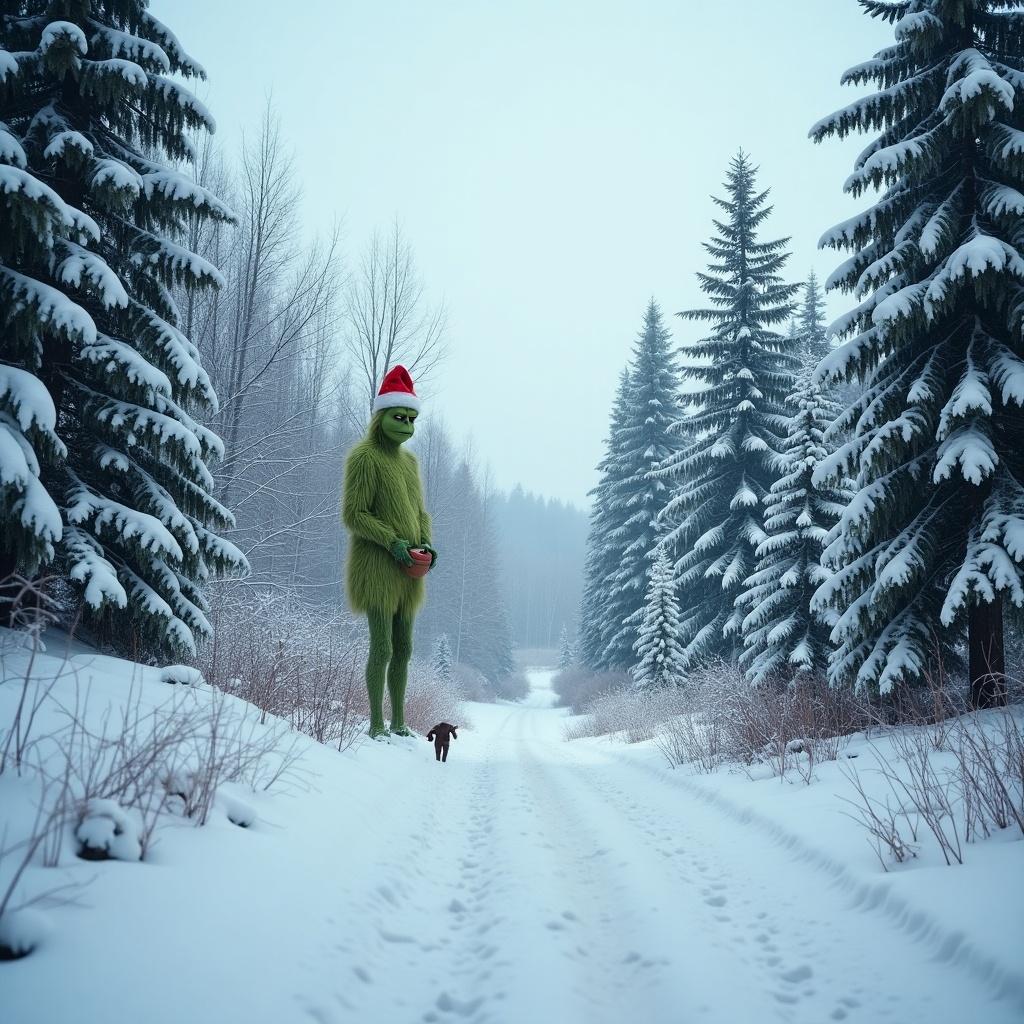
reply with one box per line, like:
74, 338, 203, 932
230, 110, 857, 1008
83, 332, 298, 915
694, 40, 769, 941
342, 367, 437, 739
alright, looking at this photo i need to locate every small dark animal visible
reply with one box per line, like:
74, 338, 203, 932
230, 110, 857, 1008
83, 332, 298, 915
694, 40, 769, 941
426, 723, 458, 763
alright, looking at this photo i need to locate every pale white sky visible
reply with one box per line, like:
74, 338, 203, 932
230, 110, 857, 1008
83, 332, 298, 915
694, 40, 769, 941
156, 0, 890, 507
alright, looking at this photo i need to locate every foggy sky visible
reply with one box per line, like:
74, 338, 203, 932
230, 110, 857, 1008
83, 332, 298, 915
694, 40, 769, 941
156, 0, 891, 508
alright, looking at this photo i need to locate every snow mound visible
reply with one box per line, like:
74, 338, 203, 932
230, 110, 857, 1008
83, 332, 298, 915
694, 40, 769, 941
75, 798, 142, 862
0, 908, 48, 960
220, 793, 257, 829
159, 664, 204, 686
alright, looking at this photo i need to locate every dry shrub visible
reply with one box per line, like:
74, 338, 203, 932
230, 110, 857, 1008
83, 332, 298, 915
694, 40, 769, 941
553, 667, 631, 714
838, 762, 920, 869
453, 664, 488, 701
198, 590, 473, 741
562, 684, 689, 744
656, 711, 723, 773
869, 658, 969, 750
402, 661, 463, 733
952, 710, 1024, 839
562, 716, 602, 741
198, 591, 369, 752
45, 680, 303, 853
842, 709, 1024, 869
0, 590, 303, 957
490, 670, 530, 703
656, 662, 869, 780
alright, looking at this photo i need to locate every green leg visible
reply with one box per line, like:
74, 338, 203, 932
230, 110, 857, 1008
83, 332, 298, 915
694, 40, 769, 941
387, 608, 415, 736
366, 608, 394, 738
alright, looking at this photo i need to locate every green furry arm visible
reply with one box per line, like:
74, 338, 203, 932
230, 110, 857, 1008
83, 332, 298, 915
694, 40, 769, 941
342, 446, 398, 551
418, 509, 432, 545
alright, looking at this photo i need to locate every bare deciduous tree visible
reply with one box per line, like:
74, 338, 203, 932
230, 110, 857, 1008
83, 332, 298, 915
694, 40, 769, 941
345, 221, 447, 409
181, 103, 355, 597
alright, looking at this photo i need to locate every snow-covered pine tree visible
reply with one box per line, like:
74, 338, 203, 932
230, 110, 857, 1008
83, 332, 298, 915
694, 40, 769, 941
0, 3, 244, 656
599, 300, 682, 669
798, 271, 831, 369
558, 624, 573, 670
654, 152, 800, 669
785, 316, 801, 358
432, 632, 454, 686
578, 366, 632, 668
736, 367, 853, 684
631, 548, 686, 689
809, 0, 1024, 705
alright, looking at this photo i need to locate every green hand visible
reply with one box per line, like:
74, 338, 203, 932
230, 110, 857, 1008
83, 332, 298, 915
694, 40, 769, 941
389, 538, 414, 566
418, 543, 438, 568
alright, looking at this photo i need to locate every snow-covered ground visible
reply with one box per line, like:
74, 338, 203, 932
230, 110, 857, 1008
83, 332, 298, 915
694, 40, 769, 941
2, 648, 1022, 1023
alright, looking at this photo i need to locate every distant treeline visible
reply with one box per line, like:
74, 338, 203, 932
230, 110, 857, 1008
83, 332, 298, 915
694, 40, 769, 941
493, 487, 588, 651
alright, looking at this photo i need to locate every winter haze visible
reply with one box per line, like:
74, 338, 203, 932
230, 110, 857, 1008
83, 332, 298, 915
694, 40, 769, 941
2, 3, 1024, 1023
155, 0, 889, 506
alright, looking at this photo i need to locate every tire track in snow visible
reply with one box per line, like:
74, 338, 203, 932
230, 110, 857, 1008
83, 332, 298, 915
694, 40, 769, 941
308, 673, 1022, 1024
492, 702, 775, 1022
570, 747, 1023, 1023
560, 758, 866, 1022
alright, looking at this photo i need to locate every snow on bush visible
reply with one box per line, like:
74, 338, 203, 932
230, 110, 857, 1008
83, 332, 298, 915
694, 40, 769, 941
198, 591, 369, 750
0, 617, 305, 954
160, 665, 204, 686
655, 662, 870, 780
197, 590, 465, 742
0, 908, 48, 961
562, 682, 689, 744
219, 791, 257, 829
403, 660, 464, 734
552, 666, 631, 715
565, 661, 871, 779
75, 798, 141, 861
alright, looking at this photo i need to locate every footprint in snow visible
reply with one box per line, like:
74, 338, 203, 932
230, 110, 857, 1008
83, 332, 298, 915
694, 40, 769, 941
435, 991, 484, 1017
780, 965, 813, 984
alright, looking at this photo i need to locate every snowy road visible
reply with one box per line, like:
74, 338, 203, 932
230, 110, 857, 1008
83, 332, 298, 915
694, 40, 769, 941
306, 669, 1019, 1024
6, 666, 1020, 1024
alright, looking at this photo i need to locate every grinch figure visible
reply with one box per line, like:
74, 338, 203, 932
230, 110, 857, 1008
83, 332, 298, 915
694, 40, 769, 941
343, 366, 438, 739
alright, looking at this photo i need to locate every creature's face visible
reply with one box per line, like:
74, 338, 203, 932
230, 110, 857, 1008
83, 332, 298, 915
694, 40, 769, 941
379, 406, 418, 445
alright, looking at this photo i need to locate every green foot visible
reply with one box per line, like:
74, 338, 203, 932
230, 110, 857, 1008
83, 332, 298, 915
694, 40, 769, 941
368, 723, 390, 740
390, 724, 415, 738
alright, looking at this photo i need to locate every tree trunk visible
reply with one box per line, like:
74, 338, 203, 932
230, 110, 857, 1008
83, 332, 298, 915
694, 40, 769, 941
968, 594, 1006, 709
0, 547, 18, 628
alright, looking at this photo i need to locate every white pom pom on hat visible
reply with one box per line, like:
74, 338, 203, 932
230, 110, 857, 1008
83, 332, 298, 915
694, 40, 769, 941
372, 365, 421, 413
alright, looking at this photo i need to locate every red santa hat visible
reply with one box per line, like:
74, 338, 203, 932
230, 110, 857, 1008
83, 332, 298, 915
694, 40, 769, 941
372, 365, 421, 414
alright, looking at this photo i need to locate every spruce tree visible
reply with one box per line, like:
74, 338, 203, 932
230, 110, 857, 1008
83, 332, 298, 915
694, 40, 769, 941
578, 366, 632, 668
798, 271, 831, 369
632, 548, 685, 689
0, 2, 244, 656
557, 624, 573, 670
432, 632, 454, 686
810, 0, 1024, 704
655, 152, 800, 669
737, 368, 853, 684
600, 300, 682, 669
